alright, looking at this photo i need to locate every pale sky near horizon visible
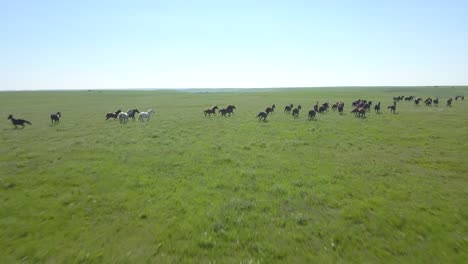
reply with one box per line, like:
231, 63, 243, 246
1, 0, 467, 90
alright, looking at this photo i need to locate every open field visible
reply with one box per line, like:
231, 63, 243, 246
1, 87, 467, 263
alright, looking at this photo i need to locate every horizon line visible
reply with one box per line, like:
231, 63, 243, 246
1, 85, 467, 92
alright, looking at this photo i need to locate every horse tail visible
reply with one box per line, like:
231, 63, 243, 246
25, 120, 32, 125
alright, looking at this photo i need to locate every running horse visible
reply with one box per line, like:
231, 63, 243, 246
126, 109, 140, 120
106, 110, 121, 120
256, 111, 268, 121
265, 104, 276, 115
204, 105, 218, 116
226, 105, 236, 116
8, 114, 32, 128
139, 109, 155, 122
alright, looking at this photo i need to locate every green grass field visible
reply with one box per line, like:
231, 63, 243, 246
1, 87, 467, 263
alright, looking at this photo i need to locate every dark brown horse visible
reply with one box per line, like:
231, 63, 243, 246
351, 108, 366, 118
8, 114, 32, 128
106, 110, 121, 120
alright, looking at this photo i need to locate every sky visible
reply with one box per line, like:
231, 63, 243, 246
1, 0, 467, 90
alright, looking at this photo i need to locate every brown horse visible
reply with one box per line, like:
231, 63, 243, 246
351, 107, 365, 117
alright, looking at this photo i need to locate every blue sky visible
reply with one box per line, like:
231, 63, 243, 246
1, 0, 467, 90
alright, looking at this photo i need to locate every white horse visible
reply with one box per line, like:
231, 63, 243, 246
138, 109, 155, 122
118, 112, 128, 124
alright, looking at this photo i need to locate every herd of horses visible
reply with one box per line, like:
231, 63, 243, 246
203, 105, 237, 117
253, 95, 463, 121
5, 95, 465, 128
105, 108, 155, 123
6, 108, 155, 129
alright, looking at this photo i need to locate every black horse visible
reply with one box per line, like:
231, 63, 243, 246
265, 104, 276, 115
424, 98, 432, 106
127, 109, 140, 120
284, 104, 293, 113
292, 108, 300, 118
308, 110, 316, 120
374, 102, 381, 113
337, 104, 344, 114
204, 106, 218, 116
314, 102, 319, 112
318, 106, 326, 113
226, 105, 236, 116
50, 112, 61, 125
8, 114, 32, 128
388, 102, 397, 113
256, 111, 268, 121
106, 110, 121, 120
219, 108, 229, 117
447, 98, 453, 107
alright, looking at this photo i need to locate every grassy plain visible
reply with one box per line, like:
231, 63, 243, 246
0, 87, 467, 263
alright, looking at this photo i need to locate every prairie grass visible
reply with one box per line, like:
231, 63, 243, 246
0, 87, 467, 263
